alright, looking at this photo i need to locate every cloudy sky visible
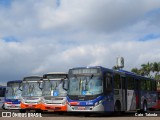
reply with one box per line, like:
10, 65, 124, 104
0, 0, 160, 84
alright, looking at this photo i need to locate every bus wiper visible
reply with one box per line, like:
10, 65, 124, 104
79, 78, 82, 93
47, 78, 53, 93
54, 82, 58, 90
90, 74, 94, 79
86, 74, 94, 84
26, 82, 31, 95
38, 81, 42, 90
11, 86, 15, 96
29, 84, 35, 96
85, 74, 94, 90
18, 83, 22, 91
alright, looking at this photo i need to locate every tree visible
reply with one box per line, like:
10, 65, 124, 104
131, 68, 140, 75
141, 62, 153, 77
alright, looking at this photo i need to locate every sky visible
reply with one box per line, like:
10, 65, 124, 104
0, 0, 160, 85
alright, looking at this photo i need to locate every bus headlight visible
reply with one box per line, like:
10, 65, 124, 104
99, 100, 103, 104
94, 99, 104, 107
20, 98, 25, 103
41, 98, 45, 103
67, 102, 71, 106
94, 102, 98, 106
62, 101, 66, 105
37, 100, 42, 104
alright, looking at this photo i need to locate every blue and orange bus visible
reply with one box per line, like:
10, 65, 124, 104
0, 85, 6, 109
4, 80, 22, 109
20, 76, 43, 113
67, 66, 157, 113
41, 72, 68, 112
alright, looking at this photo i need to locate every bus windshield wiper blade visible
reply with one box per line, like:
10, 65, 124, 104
86, 74, 94, 86
11, 86, 15, 96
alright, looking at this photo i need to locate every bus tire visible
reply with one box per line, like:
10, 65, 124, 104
2, 104, 5, 110
142, 101, 147, 113
149, 108, 155, 111
114, 101, 121, 115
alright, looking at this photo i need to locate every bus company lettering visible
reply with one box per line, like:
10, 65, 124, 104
12, 112, 42, 117
70, 102, 79, 105
145, 113, 157, 116
135, 113, 158, 117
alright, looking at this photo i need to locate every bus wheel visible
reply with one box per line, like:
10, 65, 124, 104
2, 104, 5, 110
149, 108, 155, 111
19, 109, 26, 113
114, 101, 121, 115
142, 101, 147, 113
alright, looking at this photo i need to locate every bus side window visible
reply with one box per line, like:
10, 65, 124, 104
135, 79, 140, 90
121, 77, 126, 89
127, 76, 134, 90
114, 74, 121, 89
152, 81, 157, 91
141, 79, 146, 90
146, 80, 151, 91
105, 73, 112, 92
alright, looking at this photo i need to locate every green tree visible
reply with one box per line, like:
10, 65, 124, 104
141, 62, 153, 77
131, 68, 140, 75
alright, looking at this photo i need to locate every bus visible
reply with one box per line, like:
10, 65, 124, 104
4, 80, 22, 109
20, 76, 43, 113
67, 66, 157, 113
0, 85, 6, 109
41, 72, 68, 112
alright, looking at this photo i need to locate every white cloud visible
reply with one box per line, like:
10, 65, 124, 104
0, 0, 160, 83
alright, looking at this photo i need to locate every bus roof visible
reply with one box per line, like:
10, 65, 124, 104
0, 85, 6, 88
70, 66, 102, 69
7, 80, 22, 85
69, 66, 155, 80
23, 76, 42, 78
43, 72, 67, 75
69, 66, 114, 73
23, 76, 42, 81
118, 69, 155, 80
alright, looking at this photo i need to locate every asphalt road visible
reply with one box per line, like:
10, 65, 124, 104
0, 109, 160, 120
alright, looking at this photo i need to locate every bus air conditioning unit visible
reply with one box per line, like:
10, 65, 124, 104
116, 57, 124, 69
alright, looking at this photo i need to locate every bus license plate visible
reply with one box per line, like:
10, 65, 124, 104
48, 110, 54, 112
29, 104, 33, 107
78, 107, 85, 110
11, 105, 15, 107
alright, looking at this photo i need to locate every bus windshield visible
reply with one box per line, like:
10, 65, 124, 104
42, 80, 67, 97
5, 83, 21, 99
22, 82, 42, 97
68, 75, 103, 96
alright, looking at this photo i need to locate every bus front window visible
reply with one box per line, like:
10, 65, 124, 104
22, 82, 42, 97
42, 80, 67, 97
6, 83, 21, 99
68, 76, 103, 96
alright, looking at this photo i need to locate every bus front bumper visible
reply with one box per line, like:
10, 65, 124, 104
41, 103, 67, 111
67, 104, 104, 112
4, 103, 21, 109
20, 102, 41, 110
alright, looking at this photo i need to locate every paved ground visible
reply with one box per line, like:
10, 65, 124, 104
0, 109, 160, 120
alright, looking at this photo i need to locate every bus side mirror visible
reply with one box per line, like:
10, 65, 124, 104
66, 75, 68, 79
18, 83, 22, 91
86, 84, 89, 91
38, 82, 43, 90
